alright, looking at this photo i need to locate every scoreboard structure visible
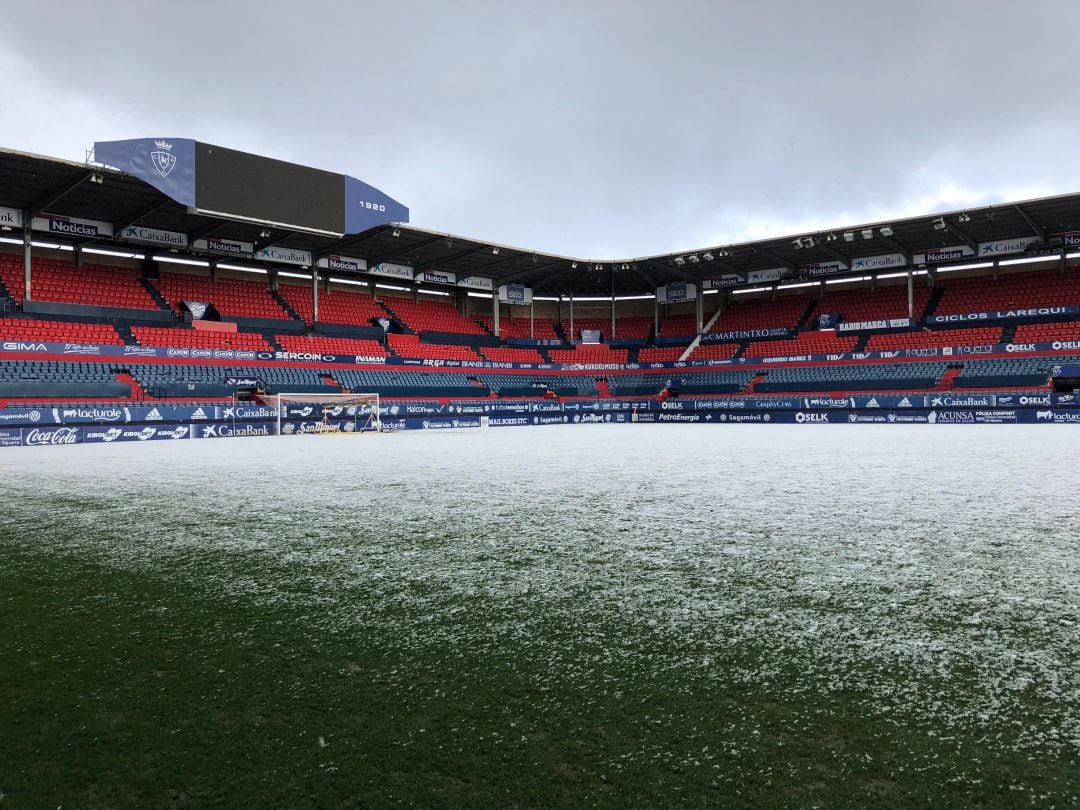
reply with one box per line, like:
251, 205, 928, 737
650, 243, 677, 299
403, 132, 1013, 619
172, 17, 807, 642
93, 137, 409, 237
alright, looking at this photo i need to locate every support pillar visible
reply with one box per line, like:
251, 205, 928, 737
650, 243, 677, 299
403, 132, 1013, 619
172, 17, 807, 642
22, 224, 31, 301
530, 299, 535, 339
569, 293, 574, 341
493, 292, 501, 338
907, 266, 914, 320
312, 269, 319, 324
695, 287, 704, 334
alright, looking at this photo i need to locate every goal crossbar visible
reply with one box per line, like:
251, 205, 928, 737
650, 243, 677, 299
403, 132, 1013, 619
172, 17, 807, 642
275, 392, 381, 435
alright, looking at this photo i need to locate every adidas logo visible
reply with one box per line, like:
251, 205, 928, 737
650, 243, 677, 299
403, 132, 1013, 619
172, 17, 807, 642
191, 407, 207, 420
146, 408, 163, 421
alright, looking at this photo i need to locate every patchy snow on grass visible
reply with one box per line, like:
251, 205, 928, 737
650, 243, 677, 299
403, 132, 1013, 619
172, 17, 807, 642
3, 424, 1080, 764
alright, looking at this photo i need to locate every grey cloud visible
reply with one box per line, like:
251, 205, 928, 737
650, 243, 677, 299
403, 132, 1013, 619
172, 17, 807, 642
1, 0, 1077, 258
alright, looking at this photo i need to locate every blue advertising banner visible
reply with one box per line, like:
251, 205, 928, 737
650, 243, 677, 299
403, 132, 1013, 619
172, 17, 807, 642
343, 175, 410, 234
701, 327, 790, 344
94, 138, 197, 207
927, 306, 1080, 326
82, 425, 194, 443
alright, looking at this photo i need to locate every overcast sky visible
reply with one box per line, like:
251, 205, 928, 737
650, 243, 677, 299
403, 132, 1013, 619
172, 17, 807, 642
1, 1, 1077, 259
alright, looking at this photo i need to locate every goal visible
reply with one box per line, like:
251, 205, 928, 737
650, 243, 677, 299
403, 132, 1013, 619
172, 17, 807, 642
275, 392, 381, 436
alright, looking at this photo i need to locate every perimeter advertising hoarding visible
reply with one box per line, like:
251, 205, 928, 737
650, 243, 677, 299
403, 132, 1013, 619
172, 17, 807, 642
120, 225, 187, 248
255, 246, 312, 267
499, 284, 532, 304
851, 253, 906, 271
458, 276, 494, 291
32, 213, 114, 238
0, 206, 23, 229
913, 245, 975, 265
977, 236, 1040, 257
369, 262, 414, 281
192, 237, 254, 256
801, 260, 847, 278
656, 282, 696, 304
317, 255, 367, 272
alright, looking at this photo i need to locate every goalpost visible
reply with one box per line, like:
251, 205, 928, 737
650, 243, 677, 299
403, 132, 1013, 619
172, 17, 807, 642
275, 392, 382, 436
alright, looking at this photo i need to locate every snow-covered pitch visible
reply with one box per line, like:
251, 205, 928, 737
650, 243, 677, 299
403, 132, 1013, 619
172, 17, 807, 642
2, 423, 1079, 799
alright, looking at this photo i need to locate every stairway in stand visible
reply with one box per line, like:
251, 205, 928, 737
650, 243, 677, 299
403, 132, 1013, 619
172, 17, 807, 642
113, 370, 149, 401
935, 366, 963, 391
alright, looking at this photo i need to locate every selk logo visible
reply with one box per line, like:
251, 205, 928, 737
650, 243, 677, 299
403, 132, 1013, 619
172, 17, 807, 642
151, 140, 176, 177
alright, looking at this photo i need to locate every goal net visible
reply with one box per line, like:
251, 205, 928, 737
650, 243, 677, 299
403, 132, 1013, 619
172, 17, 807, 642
275, 392, 381, 436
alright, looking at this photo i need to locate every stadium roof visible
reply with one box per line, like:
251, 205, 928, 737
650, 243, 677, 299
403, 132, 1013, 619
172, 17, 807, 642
3, 146, 1080, 297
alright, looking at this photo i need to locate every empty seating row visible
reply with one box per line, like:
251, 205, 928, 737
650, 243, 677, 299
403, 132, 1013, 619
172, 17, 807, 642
476, 373, 597, 398
757, 363, 949, 393
335, 369, 484, 398
155, 272, 293, 321
380, 295, 486, 335
0, 318, 125, 345
277, 282, 391, 327
0, 255, 160, 310
132, 326, 271, 351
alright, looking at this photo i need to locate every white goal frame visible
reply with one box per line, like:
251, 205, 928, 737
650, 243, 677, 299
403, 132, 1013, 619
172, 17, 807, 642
275, 392, 382, 436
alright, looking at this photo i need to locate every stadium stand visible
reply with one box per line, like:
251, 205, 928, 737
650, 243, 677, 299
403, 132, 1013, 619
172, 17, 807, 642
0, 318, 125, 345
609, 371, 756, 396
549, 345, 629, 364
0, 255, 159, 309
808, 284, 932, 325
387, 333, 481, 361
932, 269, 1080, 316
563, 316, 652, 341
334, 369, 485, 398
864, 327, 1004, 351
130, 364, 338, 397
637, 346, 686, 363
477, 315, 561, 340
744, 331, 858, 357
657, 312, 699, 337
379, 294, 486, 335
276, 334, 389, 358
478, 373, 596, 397
708, 295, 809, 333
156, 272, 294, 321
687, 342, 740, 361
131, 326, 272, 351
478, 346, 547, 364
952, 357, 1068, 389
0, 360, 131, 399
1011, 321, 1080, 343
755, 362, 948, 393
277, 282, 390, 327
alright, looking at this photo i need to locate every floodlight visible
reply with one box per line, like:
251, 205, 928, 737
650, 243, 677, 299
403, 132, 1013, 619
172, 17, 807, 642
687, 255, 700, 263
392, 228, 401, 237
879, 226, 893, 236
843, 232, 855, 242
792, 239, 803, 249
825, 233, 838, 242
673, 256, 685, 266
89, 173, 104, 184
491, 246, 500, 255
958, 213, 971, 223
259, 229, 271, 238
570, 261, 578, 269
932, 217, 946, 231
702, 252, 714, 261
804, 236, 815, 248
861, 229, 873, 240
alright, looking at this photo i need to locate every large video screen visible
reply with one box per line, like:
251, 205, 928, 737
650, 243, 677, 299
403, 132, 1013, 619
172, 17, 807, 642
195, 143, 345, 234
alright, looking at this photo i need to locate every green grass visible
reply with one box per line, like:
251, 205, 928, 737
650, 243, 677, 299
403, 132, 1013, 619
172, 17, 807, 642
2, 533, 1079, 809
